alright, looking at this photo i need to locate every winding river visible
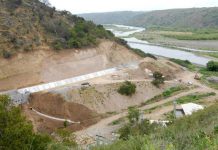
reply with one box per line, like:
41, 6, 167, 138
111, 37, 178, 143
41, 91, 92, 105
104, 24, 212, 66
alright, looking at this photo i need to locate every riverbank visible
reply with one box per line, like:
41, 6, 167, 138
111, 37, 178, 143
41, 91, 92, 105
104, 24, 216, 66
131, 29, 218, 59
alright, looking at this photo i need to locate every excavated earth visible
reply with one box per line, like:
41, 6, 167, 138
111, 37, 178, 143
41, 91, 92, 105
22, 93, 101, 133
0, 40, 140, 91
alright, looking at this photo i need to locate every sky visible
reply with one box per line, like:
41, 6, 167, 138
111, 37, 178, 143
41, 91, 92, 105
48, 0, 218, 14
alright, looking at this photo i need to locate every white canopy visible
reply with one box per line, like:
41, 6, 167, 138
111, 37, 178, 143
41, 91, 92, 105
181, 103, 204, 115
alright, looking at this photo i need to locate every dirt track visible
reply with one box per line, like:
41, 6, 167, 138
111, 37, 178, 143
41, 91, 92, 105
75, 71, 218, 141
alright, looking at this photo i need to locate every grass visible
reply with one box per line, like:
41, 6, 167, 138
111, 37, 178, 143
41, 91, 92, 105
141, 86, 188, 106
169, 58, 196, 70
205, 52, 218, 59
162, 32, 218, 40
195, 52, 218, 59
150, 27, 218, 40
199, 67, 218, 89
130, 48, 157, 59
108, 117, 126, 126
176, 92, 216, 104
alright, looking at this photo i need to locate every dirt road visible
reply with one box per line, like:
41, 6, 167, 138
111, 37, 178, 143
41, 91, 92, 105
75, 71, 218, 142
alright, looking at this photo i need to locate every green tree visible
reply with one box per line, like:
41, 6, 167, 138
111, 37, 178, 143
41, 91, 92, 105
152, 72, 165, 87
118, 81, 136, 96
0, 95, 51, 150
207, 61, 218, 72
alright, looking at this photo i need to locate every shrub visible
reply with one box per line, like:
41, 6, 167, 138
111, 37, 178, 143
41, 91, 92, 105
118, 81, 136, 96
2, 50, 12, 59
207, 61, 218, 72
152, 72, 165, 87
119, 106, 159, 140
127, 107, 140, 124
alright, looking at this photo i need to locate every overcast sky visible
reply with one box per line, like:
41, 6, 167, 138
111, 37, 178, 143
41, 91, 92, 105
49, 0, 218, 14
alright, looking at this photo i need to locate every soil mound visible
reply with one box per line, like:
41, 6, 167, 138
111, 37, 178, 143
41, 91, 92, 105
23, 92, 101, 133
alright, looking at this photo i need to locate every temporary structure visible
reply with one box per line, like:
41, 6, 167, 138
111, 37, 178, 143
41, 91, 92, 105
181, 103, 204, 115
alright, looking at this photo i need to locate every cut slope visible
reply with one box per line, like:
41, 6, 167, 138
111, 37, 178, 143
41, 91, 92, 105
0, 40, 140, 91
23, 92, 101, 133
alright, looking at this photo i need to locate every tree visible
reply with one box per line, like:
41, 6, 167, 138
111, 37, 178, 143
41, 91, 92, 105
118, 81, 136, 96
40, 0, 51, 7
63, 120, 68, 128
0, 95, 51, 150
207, 61, 218, 72
152, 72, 165, 87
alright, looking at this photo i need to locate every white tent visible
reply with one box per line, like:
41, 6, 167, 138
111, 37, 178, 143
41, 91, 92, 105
181, 103, 204, 115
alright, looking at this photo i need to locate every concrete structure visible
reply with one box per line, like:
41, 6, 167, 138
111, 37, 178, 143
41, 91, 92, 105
0, 62, 139, 105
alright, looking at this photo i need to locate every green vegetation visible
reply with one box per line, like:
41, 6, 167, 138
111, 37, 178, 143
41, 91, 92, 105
142, 86, 187, 105
161, 29, 218, 40
127, 107, 140, 124
0, 95, 79, 150
81, 8, 218, 30
199, 67, 218, 89
118, 81, 136, 96
162, 86, 184, 97
54, 21, 114, 50
169, 58, 195, 70
130, 48, 157, 59
205, 52, 218, 59
176, 92, 216, 104
151, 72, 165, 87
93, 102, 218, 150
79, 11, 144, 25
0, 0, 115, 58
207, 61, 218, 72
119, 107, 159, 140
0, 95, 51, 150
109, 117, 126, 126
54, 129, 77, 148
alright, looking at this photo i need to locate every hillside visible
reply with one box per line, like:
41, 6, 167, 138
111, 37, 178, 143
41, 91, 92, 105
128, 7, 218, 29
80, 7, 218, 29
0, 0, 114, 58
79, 11, 144, 25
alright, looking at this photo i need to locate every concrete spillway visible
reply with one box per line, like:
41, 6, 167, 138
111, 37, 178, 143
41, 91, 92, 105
17, 67, 117, 94
1, 62, 139, 105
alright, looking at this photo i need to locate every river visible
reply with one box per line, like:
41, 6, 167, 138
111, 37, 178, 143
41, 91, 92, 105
104, 24, 212, 66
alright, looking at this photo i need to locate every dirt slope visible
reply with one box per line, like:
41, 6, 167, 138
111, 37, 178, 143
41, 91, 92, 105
23, 92, 101, 133
0, 40, 140, 91
54, 80, 178, 113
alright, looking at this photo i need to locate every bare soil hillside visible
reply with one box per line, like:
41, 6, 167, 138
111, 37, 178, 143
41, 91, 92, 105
22, 92, 101, 133
0, 40, 140, 91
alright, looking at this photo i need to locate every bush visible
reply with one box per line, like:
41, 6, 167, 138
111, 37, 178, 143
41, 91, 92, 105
207, 61, 218, 72
127, 107, 140, 124
118, 81, 136, 96
2, 50, 12, 59
152, 72, 165, 87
